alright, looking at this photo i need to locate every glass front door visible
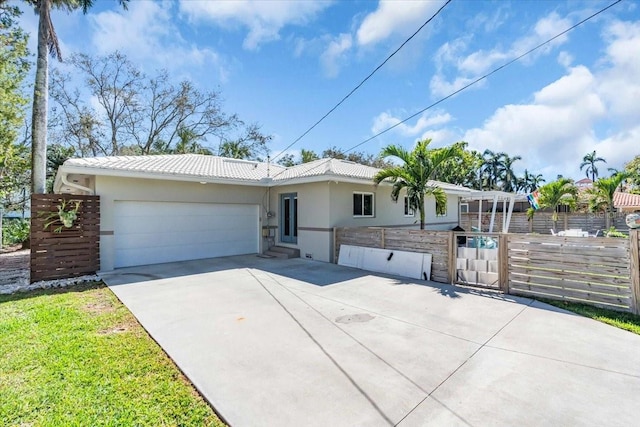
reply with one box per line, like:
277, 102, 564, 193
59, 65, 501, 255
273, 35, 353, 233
280, 193, 298, 244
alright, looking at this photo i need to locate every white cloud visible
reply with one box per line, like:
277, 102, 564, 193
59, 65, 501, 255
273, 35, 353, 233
597, 20, 640, 125
356, 0, 447, 46
179, 0, 331, 50
462, 66, 605, 170
372, 111, 453, 137
320, 33, 353, 78
90, 1, 225, 80
431, 12, 573, 98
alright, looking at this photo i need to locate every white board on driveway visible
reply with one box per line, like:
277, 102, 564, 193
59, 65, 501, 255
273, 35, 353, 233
338, 244, 432, 281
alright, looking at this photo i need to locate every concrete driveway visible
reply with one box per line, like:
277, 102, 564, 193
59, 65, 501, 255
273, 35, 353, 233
102, 256, 640, 427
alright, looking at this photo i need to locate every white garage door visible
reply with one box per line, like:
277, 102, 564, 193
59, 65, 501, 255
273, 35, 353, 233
114, 201, 259, 268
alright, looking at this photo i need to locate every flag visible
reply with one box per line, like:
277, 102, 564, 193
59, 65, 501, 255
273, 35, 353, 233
527, 190, 540, 210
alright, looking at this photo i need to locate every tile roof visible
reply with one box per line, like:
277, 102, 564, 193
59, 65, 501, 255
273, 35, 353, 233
614, 191, 640, 208
60, 154, 472, 193
62, 154, 286, 182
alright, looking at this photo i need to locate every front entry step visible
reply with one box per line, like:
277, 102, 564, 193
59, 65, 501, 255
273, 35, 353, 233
263, 246, 300, 259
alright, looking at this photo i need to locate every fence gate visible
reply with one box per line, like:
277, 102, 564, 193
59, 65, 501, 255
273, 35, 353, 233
453, 232, 502, 289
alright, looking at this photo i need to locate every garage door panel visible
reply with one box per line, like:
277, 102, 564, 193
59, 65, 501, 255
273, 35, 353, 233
114, 201, 259, 268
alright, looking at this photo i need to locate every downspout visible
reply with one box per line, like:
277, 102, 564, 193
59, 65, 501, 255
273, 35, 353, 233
61, 172, 94, 195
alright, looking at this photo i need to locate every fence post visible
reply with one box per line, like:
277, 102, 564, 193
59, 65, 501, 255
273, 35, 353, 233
381, 228, 385, 249
498, 234, 509, 293
630, 229, 640, 315
332, 227, 338, 263
448, 231, 455, 284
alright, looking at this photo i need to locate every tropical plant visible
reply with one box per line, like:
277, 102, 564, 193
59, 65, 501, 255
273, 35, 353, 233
587, 173, 630, 229
301, 149, 319, 163
27, 0, 129, 194
373, 139, 462, 229
1, 218, 30, 246
497, 153, 521, 192
0, 4, 30, 208
579, 150, 606, 182
605, 226, 628, 239
480, 149, 505, 190
527, 178, 578, 231
518, 169, 545, 193
431, 142, 483, 189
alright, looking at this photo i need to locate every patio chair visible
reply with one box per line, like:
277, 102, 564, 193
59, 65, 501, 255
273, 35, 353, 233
590, 230, 600, 238
550, 229, 557, 236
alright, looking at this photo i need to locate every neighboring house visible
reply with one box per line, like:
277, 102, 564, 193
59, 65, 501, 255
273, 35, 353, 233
614, 192, 640, 213
575, 178, 593, 188
54, 154, 471, 270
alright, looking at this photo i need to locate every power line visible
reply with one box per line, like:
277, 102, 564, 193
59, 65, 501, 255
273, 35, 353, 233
270, 0, 453, 162
343, 0, 623, 154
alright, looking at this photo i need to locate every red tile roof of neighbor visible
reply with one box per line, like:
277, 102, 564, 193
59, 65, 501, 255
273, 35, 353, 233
614, 192, 640, 208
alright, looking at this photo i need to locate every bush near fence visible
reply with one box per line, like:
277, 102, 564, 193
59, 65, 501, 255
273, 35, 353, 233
30, 194, 100, 282
334, 227, 640, 314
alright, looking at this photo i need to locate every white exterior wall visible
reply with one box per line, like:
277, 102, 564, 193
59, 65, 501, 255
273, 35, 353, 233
96, 176, 266, 271
267, 182, 332, 262
328, 182, 460, 230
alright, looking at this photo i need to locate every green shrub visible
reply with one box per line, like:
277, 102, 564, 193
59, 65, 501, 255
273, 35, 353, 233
1, 218, 30, 246
605, 226, 628, 238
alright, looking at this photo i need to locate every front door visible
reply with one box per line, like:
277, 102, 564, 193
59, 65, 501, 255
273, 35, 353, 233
280, 193, 298, 244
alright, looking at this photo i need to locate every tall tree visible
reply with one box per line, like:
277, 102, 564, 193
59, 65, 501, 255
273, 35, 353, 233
528, 178, 578, 231
481, 149, 506, 190
623, 155, 640, 194
28, 0, 128, 194
518, 169, 545, 193
301, 149, 319, 163
498, 153, 521, 192
0, 4, 30, 209
431, 142, 483, 189
579, 150, 606, 182
373, 139, 462, 229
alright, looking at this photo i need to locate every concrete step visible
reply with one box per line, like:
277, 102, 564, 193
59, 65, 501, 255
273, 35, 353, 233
263, 251, 290, 259
264, 246, 300, 259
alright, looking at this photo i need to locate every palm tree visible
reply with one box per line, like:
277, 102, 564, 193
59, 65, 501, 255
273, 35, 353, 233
527, 178, 578, 231
481, 149, 505, 190
519, 169, 545, 193
373, 139, 462, 229
29, 0, 128, 193
498, 154, 521, 192
587, 173, 630, 229
579, 150, 606, 182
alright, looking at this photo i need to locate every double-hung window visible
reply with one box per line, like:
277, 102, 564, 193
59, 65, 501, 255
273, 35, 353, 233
353, 192, 374, 217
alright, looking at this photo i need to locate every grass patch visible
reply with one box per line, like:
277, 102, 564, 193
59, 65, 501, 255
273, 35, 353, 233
0, 282, 225, 426
539, 298, 640, 335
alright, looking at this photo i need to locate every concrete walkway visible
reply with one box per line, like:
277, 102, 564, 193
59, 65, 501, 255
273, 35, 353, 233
102, 256, 640, 427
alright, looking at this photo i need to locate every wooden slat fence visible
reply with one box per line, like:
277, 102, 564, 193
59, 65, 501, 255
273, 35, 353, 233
462, 212, 630, 235
335, 227, 452, 283
30, 194, 100, 282
507, 234, 634, 312
334, 226, 640, 313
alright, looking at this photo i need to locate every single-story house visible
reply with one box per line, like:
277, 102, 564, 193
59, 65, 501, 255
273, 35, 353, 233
54, 154, 472, 270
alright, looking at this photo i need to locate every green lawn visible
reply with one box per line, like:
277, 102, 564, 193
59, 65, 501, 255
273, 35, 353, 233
540, 299, 640, 335
0, 282, 225, 427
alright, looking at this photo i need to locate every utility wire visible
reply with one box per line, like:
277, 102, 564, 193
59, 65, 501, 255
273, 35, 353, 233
343, 0, 623, 154
270, 0, 453, 162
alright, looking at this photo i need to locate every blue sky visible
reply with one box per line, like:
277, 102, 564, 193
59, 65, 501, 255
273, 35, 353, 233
16, 0, 640, 182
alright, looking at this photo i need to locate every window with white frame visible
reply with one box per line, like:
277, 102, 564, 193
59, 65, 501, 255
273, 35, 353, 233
460, 203, 469, 213
353, 192, 374, 217
403, 196, 415, 216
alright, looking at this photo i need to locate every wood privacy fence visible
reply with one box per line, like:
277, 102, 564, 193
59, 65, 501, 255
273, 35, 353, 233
335, 228, 452, 283
30, 194, 100, 282
334, 227, 640, 314
461, 212, 630, 235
